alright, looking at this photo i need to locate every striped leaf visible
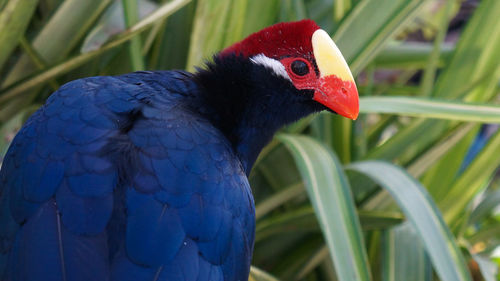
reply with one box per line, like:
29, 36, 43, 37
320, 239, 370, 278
334, 0, 429, 74
348, 161, 472, 281
360, 97, 500, 123
383, 223, 431, 281
278, 134, 372, 281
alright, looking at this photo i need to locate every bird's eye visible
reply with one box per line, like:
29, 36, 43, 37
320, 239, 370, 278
291, 60, 309, 76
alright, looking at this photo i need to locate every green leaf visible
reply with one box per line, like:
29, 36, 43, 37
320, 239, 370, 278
255, 182, 304, 219
241, 0, 279, 37
152, 1, 195, 70
249, 266, 280, 281
81, 0, 157, 53
123, 0, 145, 70
334, 0, 351, 22
1, 0, 112, 88
364, 118, 447, 161
222, 0, 248, 47
278, 134, 372, 281
295, 246, 330, 280
360, 0, 500, 165
407, 123, 476, 178
186, 0, 232, 70
0, 0, 191, 104
468, 225, 500, 245
334, 0, 429, 75
418, 0, 454, 97
256, 206, 403, 242
469, 189, 500, 224
326, 0, 431, 166
360, 97, 500, 123
382, 223, 431, 281
373, 42, 454, 69
433, 0, 500, 100
439, 130, 500, 224
347, 161, 472, 281
0, 0, 39, 70
419, 126, 479, 202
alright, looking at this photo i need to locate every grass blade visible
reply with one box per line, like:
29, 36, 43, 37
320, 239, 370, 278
0, 0, 191, 104
81, 0, 157, 53
358, 0, 500, 165
469, 189, 500, 224
1, 0, 112, 87
433, 0, 500, 99
256, 206, 403, 242
334, 0, 429, 75
0, 0, 39, 71
348, 161, 472, 281
278, 134, 372, 281
255, 182, 304, 220
418, 0, 454, 97
185, 0, 232, 70
122, 0, 145, 70
249, 266, 280, 281
334, 0, 351, 22
439, 130, 500, 224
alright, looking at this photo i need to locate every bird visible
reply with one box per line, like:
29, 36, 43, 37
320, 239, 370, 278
0, 19, 358, 281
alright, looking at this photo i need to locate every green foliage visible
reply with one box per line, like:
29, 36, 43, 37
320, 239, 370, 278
1, 0, 499, 280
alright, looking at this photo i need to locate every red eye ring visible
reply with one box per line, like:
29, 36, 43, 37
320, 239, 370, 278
281, 57, 313, 80
279, 57, 318, 90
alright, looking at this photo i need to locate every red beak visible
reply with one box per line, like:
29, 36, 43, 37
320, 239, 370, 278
312, 29, 359, 120
314, 75, 359, 120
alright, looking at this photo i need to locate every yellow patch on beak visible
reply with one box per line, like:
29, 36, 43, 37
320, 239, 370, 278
311, 29, 359, 120
312, 29, 354, 82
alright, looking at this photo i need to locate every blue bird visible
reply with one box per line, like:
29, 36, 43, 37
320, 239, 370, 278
0, 20, 358, 281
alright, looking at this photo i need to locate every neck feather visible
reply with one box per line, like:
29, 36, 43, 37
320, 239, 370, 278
192, 55, 321, 174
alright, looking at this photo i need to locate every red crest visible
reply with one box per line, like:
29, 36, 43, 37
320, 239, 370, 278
221, 20, 320, 60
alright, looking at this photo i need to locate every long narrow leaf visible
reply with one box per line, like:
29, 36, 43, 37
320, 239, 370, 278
373, 42, 454, 69
334, 0, 429, 74
0, 0, 39, 70
278, 134, 372, 281
186, 0, 232, 70
1, 0, 112, 87
0, 0, 191, 104
123, 0, 145, 70
383, 223, 431, 281
419, 0, 454, 97
348, 161, 472, 281
469, 189, 500, 224
433, 0, 500, 99
360, 97, 500, 123
363, 0, 500, 165
249, 266, 280, 281
440, 130, 500, 224
256, 206, 403, 242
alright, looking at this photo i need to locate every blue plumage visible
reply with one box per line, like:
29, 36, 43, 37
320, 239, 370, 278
0, 71, 255, 281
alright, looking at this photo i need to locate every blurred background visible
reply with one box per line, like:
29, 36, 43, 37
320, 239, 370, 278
0, 0, 499, 280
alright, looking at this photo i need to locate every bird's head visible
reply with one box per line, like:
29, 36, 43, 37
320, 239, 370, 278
220, 19, 359, 120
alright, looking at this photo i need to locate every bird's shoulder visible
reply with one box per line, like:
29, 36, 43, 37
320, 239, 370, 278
0, 70, 255, 281
121, 114, 255, 281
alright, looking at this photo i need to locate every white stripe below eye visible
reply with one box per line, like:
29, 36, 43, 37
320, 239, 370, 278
250, 54, 292, 82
